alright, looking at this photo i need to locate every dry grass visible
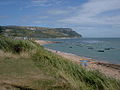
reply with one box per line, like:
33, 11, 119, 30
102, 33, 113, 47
0, 50, 30, 59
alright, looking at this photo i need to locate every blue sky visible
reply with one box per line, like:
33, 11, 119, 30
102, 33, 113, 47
0, 0, 120, 37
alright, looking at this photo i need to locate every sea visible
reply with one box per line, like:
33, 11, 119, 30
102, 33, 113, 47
43, 38, 120, 64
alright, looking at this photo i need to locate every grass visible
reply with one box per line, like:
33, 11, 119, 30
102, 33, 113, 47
32, 48, 120, 90
0, 37, 120, 90
0, 37, 38, 53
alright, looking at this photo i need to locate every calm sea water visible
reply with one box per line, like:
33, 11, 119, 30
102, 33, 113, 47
43, 38, 120, 64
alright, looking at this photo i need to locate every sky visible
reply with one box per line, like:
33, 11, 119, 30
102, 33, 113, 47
0, 0, 120, 37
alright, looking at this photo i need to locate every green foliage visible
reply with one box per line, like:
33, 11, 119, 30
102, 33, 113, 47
0, 26, 4, 34
0, 37, 38, 53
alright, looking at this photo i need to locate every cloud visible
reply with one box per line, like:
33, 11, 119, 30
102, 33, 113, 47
32, 20, 43, 24
25, 0, 64, 8
31, 0, 52, 7
47, 6, 79, 16
47, 9, 71, 15
59, 0, 120, 27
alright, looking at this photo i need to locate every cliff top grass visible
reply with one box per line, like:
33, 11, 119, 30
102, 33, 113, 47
0, 25, 82, 38
0, 37, 119, 90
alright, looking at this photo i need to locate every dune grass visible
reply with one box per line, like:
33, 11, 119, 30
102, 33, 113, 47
0, 37, 39, 53
0, 37, 120, 90
32, 48, 120, 90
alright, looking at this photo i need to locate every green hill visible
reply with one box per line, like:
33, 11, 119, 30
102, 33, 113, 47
0, 26, 82, 38
0, 37, 119, 90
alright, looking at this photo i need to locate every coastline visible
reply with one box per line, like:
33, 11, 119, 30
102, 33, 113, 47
35, 39, 120, 79
34, 40, 62, 45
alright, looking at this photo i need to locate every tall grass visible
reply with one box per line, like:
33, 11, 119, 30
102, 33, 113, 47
0, 37, 38, 53
0, 37, 120, 90
32, 47, 120, 90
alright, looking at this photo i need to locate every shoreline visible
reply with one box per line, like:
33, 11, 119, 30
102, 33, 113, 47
35, 40, 120, 79
35, 40, 62, 45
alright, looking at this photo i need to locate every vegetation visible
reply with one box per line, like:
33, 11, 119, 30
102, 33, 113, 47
0, 26, 5, 34
0, 37, 120, 90
0, 26, 82, 38
0, 37, 38, 53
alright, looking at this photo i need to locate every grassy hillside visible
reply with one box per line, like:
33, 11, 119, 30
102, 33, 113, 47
0, 26, 82, 38
0, 37, 120, 90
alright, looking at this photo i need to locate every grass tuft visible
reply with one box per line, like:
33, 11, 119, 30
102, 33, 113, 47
0, 37, 39, 53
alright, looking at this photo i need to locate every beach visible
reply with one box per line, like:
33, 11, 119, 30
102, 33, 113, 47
35, 40, 120, 79
35, 40, 62, 45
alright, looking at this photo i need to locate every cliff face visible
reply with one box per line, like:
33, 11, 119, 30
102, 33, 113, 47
0, 26, 82, 38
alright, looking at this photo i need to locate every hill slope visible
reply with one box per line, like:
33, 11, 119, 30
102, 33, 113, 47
0, 26, 82, 38
0, 37, 119, 90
